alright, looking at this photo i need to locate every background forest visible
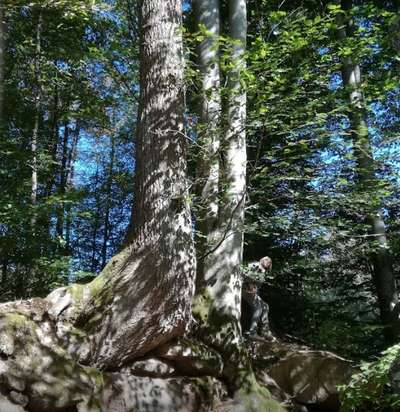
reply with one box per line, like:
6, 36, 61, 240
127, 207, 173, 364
0, 0, 399, 371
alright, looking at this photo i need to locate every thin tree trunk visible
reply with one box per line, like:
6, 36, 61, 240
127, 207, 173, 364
65, 122, 80, 254
101, 134, 115, 268
1, 259, 7, 289
0, 1, 5, 126
31, 9, 43, 229
207, 0, 247, 330
56, 121, 69, 239
90, 166, 100, 273
194, 0, 222, 290
338, 0, 399, 341
45, 85, 60, 197
191, 0, 264, 397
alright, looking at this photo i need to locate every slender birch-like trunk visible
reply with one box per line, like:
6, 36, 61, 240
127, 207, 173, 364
338, 0, 399, 341
101, 134, 115, 268
56, 121, 69, 239
45, 86, 60, 197
65, 122, 80, 254
192, 0, 267, 398
31, 9, 43, 229
207, 0, 247, 330
0, 1, 5, 125
194, 0, 221, 287
193, 0, 246, 349
90, 166, 100, 272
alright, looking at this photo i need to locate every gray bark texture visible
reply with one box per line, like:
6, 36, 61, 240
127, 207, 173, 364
193, 0, 247, 337
30, 9, 43, 230
191, 2, 271, 406
338, 0, 399, 341
0, 1, 4, 124
194, 0, 222, 291
101, 134, 115, 267
52, 0, 196, 369
0, 0, 198, 409
205, 0, 248, 326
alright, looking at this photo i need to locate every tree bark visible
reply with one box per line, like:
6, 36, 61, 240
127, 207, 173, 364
191, 1, 272, 402
45, 85, 60, 197
90, 166, 101, 272
194, 0, 222, 291
56, 121, 69, 239
206, 0, 247, 333
338, 0, 399, 341
47, 0, 196, 369
31, 9, 43, 230
65, 121, 80, 254
0, 0, 195, 389
101, 134, 115, 268
0, 1, 5, 126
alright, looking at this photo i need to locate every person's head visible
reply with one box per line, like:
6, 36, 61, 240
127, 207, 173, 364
259, 256, 272, 273
244, 280, 258, 294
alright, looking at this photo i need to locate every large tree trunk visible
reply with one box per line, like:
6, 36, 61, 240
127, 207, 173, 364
0, 0, 196, 408
338, 0, 399, 341
55, 0, 196, 369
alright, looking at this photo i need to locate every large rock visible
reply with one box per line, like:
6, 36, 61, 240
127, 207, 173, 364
154, 338, 224, 377
125, 357, 177, 378
0, 394, 26, 412
0, 300, 102, 412
100, 374, 221, 412
246, 339, 354, 411
0, 299, 223, 412
267, 350, 354, 411
0, 296, 353, 412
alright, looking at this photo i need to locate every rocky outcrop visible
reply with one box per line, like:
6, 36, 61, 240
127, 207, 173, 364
125, 358, 177, 378
154, 338, 224, 377
0, 297, 224, 412
249, 339, 355, 412
0, 295, 355, 412
100, 375, 221, 412
268, 351, 353, 409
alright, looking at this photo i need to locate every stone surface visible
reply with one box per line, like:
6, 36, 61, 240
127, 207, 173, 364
154, 338, 224, 377
255, 370, 292, 408
8, 391, 29, 407
126, 357, 177, 377
267, 349, 354, 410
0, 295, 353, 412
100, 374, 218, 412
213, 393, 287, 412
0, 394, 27, 412
389, 357, 400, 393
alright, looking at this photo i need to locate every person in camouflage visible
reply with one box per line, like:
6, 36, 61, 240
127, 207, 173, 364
241, 256, 274, 340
